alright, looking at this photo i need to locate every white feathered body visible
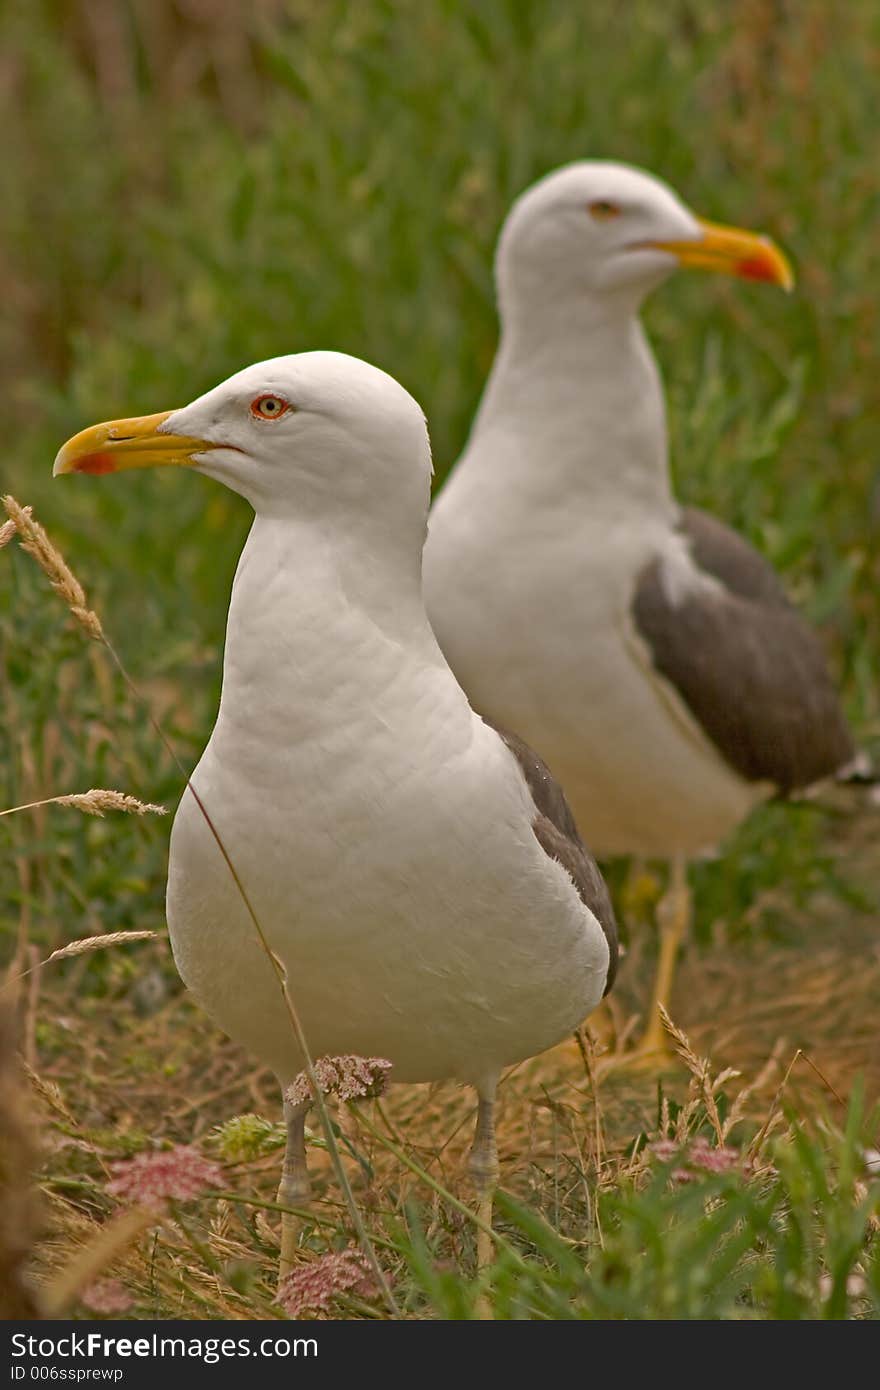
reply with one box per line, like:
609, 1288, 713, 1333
167, 517, 609, 1086
424, 318, 766, 858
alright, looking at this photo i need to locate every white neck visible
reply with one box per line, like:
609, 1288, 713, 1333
464, 291, 675, 520
213, 514, 448, 753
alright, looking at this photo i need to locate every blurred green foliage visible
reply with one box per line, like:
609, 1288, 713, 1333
407, 1095, 880, 1319
1, 0, 878, 958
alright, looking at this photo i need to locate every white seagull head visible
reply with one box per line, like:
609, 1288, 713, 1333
54, 350, 433, 528
496, 160, 793, 316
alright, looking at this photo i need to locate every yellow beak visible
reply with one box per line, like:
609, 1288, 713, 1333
648, 217, 794, 290
53, 411, 216, 477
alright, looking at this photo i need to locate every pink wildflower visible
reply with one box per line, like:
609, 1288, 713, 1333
277, 1248, 379, 1318
286, 1055, 392, 1108
652, 1135, 741, 1181
819, 1271, 866, 1300
81, 1279, 134, 1315
650, 1138, 679, 1163
687, 1136, 740, 1174
671, 1167, 696, 1184
107, 1145, 223, 1207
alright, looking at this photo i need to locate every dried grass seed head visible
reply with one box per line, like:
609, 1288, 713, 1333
2, 495, 104, 640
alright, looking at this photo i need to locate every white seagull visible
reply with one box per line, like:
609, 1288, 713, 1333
54, 351, 617, 1282
423, 162, 855, 1059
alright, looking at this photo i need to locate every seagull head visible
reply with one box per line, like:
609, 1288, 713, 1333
53, 351, 433, 528
496, 161, 793, 314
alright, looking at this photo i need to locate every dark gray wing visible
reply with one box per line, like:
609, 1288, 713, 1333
487, 720, 618, 995
632, 506, 854, 793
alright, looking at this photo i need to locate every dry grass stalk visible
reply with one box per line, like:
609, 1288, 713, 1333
355, 1104, 521, 1278
0, 789, 166, 820
3, 930, 161, 1076
650, 1014, 792, 1178
38, 931, 159, 973
796, 1049, 847, 1106
23, 943, 40, 1073
0, 1004, 42, 1317
20, 1060, 78, 1127
56, 789, 166, 817
2, 494, 103, 640
746, 1043, 848, 1165
659, 1005, 725, 1144
0, 507, 30, 548
41, 1205, 158, 1316
573, 1025, 607, 1238
721, 1044, 787, 1142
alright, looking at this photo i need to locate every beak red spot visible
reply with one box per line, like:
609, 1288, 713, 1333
737, 256, 778, 283
75, 454, 117, 475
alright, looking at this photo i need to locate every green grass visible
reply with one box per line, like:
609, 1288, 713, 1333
1, 0, 879, 1320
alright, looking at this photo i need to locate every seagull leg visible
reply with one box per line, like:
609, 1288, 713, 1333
277, 1096, 311, 1287
469, 1082, 499, 1319
639, 855, 690, 1058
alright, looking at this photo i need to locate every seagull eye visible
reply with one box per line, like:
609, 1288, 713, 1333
588, 200, 621, 221
250, 394, 291, 420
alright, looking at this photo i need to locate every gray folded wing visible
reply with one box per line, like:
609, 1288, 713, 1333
632, 506, 854, 793
487, 720, 618, 995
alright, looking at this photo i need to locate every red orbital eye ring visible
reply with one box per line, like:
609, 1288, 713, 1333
250, 395, 290, 420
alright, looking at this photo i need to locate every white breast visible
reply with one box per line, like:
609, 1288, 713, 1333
166, 518, 609, 1087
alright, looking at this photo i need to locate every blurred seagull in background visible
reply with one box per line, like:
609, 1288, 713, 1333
54, 351, 617, 1293
424, 162, 857, 1061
